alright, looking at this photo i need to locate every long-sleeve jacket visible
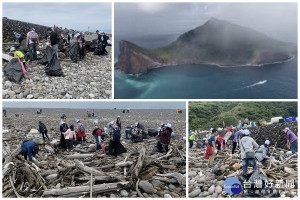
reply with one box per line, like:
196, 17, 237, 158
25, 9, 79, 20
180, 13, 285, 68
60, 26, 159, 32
189, 134, 196, 141
255, 145, 269, 162
160, 127, 172, 145
239, 136, 259, 159
21, 141, 38, 162
63, 129, 76, 140
39, 123, 47, 133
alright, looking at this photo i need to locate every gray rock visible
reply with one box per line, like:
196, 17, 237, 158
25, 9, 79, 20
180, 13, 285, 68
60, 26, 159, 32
120, 189, 128, 197
14, 89, 21, 94
105, 90, 111, 95
164, 194, 172, 198
208, 185, 215, 195
17, 93, 24, 99
188, 189, 201, 197
139, 180, 154, 194
202, 191, 210, 197
189, 171, 197, 177
215, 185, 222, 194
212, 193, 218, 198
23, 89, 30, 97
168, 184, 176, 190
8, 91, 15, 97
198, 176, 206, 183
26, 94, 34, 99
5, 81, 12, 88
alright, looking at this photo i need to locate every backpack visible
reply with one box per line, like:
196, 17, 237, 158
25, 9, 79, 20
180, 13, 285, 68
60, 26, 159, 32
113, 129, 121, 141
92, 128, 103, 136
92, 128, 99, 136
79, 124, 85, 132
29, 32, 38, 42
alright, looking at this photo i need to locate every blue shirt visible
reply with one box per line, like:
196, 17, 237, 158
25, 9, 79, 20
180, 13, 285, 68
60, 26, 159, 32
209, 136, 215, 146
233, 131, 240, 142
21, 141, 38, 161
15, 33, 21, 39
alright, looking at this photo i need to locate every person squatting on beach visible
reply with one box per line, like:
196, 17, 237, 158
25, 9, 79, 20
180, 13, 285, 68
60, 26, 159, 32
21, 141, 39, 162
255, 140, 270, 166
157, 123, 172, 153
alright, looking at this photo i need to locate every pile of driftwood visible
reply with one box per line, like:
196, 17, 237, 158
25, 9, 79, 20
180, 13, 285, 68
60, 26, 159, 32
188, 122, 298, 198
2, 129, 186, 198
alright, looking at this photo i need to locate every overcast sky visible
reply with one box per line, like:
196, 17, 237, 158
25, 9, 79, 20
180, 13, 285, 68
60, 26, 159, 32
3, 101, 186, 109
115, 3, 297, 44
3, 3, 112, 33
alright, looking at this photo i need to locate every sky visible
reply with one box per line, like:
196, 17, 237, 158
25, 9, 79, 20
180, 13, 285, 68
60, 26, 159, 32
2, 101, 186, 109
3, 3, 112, 33
115, 3, 297, 44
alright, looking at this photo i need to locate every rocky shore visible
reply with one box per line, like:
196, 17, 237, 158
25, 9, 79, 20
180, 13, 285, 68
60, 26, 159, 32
188, 122, 298, 198
2, 108, 186, 197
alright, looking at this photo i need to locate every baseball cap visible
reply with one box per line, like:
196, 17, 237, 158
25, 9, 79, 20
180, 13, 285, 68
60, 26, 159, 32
265, 140, 270, 145
243, 129, 250, 135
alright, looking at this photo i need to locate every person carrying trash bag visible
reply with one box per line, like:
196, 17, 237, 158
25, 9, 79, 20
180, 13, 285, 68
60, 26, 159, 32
47, 27, 60, 59
239, 129, 259, 177
21, 141, 39, 162
107, 122, 127, 157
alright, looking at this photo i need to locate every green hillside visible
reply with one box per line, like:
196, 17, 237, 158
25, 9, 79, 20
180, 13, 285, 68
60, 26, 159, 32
189, 102, 297, 130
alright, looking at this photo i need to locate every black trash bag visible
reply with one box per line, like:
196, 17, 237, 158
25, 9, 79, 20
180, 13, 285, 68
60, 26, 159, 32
16, 40, 27, 52
4, 58, 23, 82
148, 129, 158, 137
131, 134, 143, 143
239, 168, 280, 198
94, 44, 104, 55
69, 42, 79, 62
39, 46, 64, 76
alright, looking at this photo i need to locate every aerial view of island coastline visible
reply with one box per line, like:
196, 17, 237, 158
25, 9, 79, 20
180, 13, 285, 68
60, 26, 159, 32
114, 3, 297, 99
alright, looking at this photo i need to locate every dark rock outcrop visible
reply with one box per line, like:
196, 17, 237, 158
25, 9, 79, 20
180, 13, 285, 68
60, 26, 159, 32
115, 18, 297, 74
3, 17, 48, 43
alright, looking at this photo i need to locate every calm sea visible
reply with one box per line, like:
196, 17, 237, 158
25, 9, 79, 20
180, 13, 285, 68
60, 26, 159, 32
114, 58, 297, 99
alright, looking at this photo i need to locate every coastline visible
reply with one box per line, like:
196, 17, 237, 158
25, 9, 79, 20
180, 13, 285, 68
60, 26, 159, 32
115, 55, 297, 76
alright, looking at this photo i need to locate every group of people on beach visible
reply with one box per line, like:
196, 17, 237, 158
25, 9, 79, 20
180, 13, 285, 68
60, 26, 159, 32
20, 115, 174, 162
189, 125, 298, 177
11, 26, 109, 69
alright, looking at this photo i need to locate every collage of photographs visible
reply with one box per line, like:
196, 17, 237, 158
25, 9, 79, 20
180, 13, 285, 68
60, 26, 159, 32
0, 0, 298, 199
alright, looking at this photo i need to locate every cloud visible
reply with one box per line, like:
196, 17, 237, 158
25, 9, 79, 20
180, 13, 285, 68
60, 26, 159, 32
115, 3, 297, 43
3, 3, 112, 32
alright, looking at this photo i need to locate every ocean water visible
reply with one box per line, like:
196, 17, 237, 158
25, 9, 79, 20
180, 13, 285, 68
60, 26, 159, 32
114, 58, 297, 99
